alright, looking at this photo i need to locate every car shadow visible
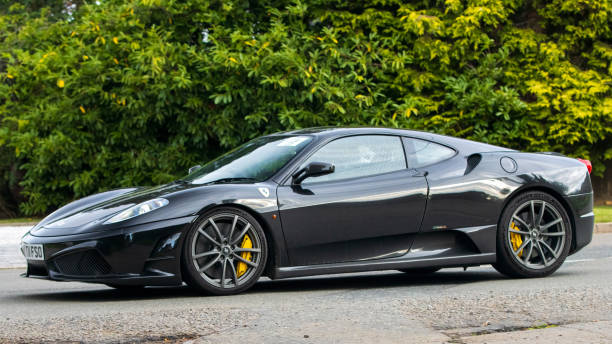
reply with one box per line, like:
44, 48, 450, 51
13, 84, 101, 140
10, 268, 551, 302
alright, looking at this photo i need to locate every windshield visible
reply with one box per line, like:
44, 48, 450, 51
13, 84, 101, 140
183, 135, 313, 184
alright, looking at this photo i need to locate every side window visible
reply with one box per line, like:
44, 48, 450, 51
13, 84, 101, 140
402, 137, 455, 168
301, 135, 406, 183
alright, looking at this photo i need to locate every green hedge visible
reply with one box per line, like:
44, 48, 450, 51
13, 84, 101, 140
0, 0, 611, 215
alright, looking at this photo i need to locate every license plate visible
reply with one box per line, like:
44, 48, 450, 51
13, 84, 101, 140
21, 243, 44, 261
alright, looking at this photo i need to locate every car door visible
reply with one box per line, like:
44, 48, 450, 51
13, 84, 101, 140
277, 135, 428, 266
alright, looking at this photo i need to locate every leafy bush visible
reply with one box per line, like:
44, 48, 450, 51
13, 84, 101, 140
0, 0, 610, 215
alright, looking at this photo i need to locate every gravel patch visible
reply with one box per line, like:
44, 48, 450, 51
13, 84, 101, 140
0, 307, 257, 343
400, 286, 612, 332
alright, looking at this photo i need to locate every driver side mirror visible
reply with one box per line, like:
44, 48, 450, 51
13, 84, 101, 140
292, 162, 335, 185
188, 165, 201, 174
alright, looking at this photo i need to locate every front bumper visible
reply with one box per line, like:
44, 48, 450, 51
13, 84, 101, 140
21, 216, 197, 286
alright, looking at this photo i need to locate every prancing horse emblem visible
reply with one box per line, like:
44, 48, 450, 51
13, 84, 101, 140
258, 187, 270, 198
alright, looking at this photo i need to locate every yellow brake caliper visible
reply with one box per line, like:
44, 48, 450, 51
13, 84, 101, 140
510, 221, 523, 257
236, 234, 253, 277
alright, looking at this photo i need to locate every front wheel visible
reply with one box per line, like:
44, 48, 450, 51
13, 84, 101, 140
182, 207, 268, 295
493, 191, 572, 278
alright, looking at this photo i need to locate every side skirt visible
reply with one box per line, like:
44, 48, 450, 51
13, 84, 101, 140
272, 252, 496, 279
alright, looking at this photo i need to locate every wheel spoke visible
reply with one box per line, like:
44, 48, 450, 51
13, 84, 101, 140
538, 240, 559, 259
220, 259, 227, 287
512, 216, 530, 230
530, 201, 536, 226
209, 218, 224, 242
232, 253, 257, 267
536, 201, 546, 227
523, 241, 534, 263
509, 228, 530, 235
535, 241, 548, 266
541, 218, 562, 230
540, 231, 564, 237
198, 228, 221, 246
231, 223, 251, 245
193, 250, 218, 259
198, 254, 221, 272
229, 259, 239, 285
233, 247, 261, 253
514, 238, 531, 255
228, 215, 238, 245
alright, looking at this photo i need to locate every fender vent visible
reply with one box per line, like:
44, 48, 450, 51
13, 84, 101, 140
53, 250, 111, 276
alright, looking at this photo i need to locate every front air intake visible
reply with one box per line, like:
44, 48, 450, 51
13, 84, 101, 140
52, 250, 112, 276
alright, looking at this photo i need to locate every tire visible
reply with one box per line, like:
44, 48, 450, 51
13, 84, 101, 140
398, 268, 441, 274
493, 191, 572, 278
182, 207, 268, 295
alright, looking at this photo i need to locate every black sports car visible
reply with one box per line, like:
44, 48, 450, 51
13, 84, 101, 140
21, 127, 594, 295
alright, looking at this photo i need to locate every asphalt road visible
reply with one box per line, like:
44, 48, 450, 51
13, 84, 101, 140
1, 234, 611, 343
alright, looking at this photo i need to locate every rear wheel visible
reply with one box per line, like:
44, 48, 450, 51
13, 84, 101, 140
182, 207, 268, 295
493, 191, 572, 278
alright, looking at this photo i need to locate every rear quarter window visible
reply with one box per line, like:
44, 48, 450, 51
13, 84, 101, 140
402, 137, 456, 168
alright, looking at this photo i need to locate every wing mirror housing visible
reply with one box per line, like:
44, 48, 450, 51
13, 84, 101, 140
292, 162, 335, 185
188, 165, 201, 174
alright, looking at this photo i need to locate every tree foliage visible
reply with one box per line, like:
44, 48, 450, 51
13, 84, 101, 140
0, 0, 611, 215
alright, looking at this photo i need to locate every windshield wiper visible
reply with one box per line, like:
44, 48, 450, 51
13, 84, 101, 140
203, 177, 258, 185
173, 179, 190, 185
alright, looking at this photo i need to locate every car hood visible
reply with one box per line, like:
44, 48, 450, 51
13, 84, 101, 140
30, 183, 189, 236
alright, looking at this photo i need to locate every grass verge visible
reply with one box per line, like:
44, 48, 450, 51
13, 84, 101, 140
594, 206, 612, 223
0, 217, 41, 225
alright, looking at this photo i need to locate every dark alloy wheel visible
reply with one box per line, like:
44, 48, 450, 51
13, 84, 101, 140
493, 191, 572, 278
182, 207, 268, 295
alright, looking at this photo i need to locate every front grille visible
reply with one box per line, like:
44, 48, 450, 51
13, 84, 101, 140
53, 250, 112, 276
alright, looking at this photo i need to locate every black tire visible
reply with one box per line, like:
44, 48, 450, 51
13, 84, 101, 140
182, 207, 268, 295
493, 191, 572, 278
398, 268, 441, 274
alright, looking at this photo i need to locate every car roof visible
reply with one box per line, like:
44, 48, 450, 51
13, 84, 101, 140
270, 127, 514, 154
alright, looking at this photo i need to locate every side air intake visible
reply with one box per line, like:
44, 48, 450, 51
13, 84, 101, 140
464, 154, 482, 175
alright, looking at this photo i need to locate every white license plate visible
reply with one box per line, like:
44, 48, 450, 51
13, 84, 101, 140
21, 243, 44, 261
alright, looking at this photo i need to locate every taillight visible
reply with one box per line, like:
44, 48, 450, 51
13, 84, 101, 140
577, 158, 592, 174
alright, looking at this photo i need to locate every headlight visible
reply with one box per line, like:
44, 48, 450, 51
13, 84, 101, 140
104, 198, 169, 224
